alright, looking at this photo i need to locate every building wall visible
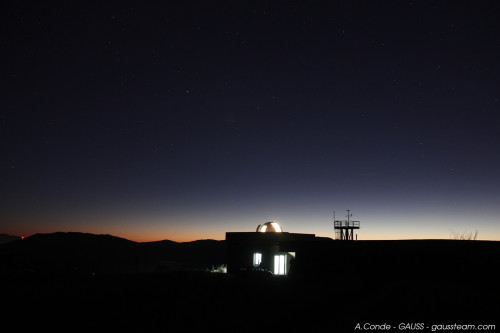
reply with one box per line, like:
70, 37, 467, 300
225, 232, 317, 275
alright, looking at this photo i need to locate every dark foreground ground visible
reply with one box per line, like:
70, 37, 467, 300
2, 239, 499, 332
4, 269, 498, 332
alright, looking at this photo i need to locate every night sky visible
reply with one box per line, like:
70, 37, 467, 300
2, 1, 499, 241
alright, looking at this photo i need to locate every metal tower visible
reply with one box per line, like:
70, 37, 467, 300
334, 210, 360, 240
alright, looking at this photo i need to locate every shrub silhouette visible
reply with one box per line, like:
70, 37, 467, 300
449, 229, 479, 240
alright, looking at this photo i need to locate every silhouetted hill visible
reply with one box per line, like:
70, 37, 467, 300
0, 233, 20, 244
289, 239, 500, 286
0, 232, 226, 274
2, 236, 498, 331
141, 239, 226, 265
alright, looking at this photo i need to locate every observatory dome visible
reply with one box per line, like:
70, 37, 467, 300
256, 222, 283, 233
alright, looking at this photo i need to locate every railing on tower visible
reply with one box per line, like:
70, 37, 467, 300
334, 220, 360, 228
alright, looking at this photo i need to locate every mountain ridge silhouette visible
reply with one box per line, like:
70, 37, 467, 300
0, 231, 226, 274
0, 233, 20, 244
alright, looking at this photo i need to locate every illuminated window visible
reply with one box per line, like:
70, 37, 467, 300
274, 255, 286, 275
253, 252, 262, 266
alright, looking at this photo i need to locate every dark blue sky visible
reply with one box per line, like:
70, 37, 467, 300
2, 1, 499, 241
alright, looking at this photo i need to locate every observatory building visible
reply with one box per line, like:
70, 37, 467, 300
225, 222, 323, 275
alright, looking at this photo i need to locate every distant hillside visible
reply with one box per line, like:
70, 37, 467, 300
141, 239, 227, 265
289, 239, 500, 283
0, 232, 226, 274
0, 234, 20, 244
